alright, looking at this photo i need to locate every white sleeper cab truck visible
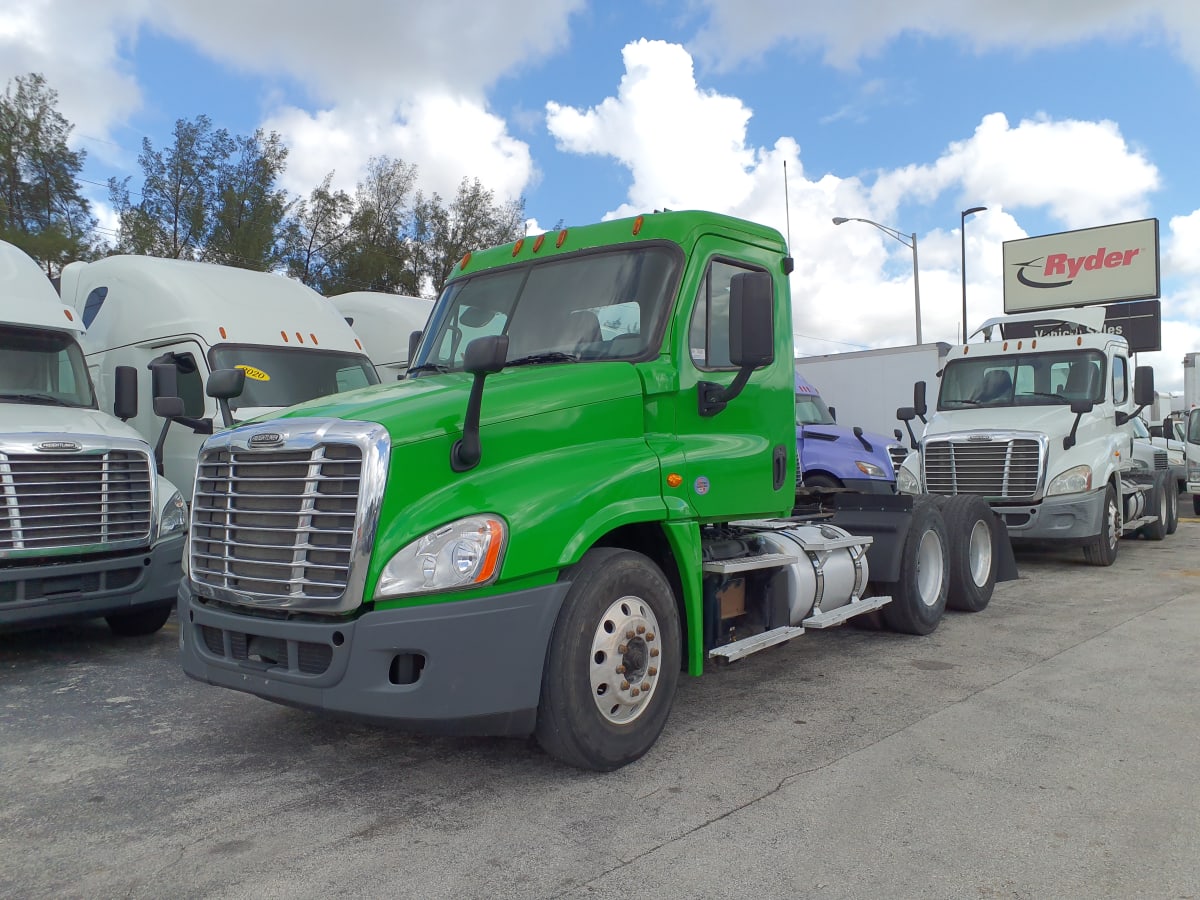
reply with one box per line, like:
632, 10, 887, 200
57, 256, 380, 499
0, 241, 186, 634
896, 307, 1167, 566
329, 291, 434, 381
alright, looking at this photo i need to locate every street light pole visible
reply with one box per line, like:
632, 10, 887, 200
833, 216, 922, 344
960, 206, 987, 343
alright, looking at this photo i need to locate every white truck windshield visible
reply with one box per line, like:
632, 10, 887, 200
0, 325, 96, 408
939, 350, 1106, 410
208, 345, 379, 411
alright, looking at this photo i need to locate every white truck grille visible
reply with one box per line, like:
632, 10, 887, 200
0, 450, 152, 554
923, 436, 1044, 499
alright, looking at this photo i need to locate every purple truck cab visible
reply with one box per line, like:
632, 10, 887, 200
795, 372, 904, 494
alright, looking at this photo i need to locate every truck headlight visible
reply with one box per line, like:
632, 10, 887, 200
896, 466, 920, 495
375, 515, 507, 599
855, 460, 886, 478
158, 491, 187, 538
1047, 465, 1092, 496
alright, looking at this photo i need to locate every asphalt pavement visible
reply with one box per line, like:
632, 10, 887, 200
2, 522, 1199, 899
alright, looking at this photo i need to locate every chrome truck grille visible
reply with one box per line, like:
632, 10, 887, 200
1154, 449, 1168, 471
0, 440, 153, 557
886, 444, 908, 474
189, 419, 389, 615
922, 434, 1046, 499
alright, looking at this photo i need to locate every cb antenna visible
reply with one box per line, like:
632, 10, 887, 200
782, 161, 794, 274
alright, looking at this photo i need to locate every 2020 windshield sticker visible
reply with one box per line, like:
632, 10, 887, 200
235, 364, 270, 382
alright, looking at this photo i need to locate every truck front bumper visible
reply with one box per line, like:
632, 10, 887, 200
0, 534, 184, 631
991, 489, 1106, 544
178, 578, 570, 736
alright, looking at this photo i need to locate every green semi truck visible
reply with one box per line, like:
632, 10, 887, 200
178, 210, 1011, 771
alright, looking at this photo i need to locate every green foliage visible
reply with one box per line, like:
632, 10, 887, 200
4, 71, 528, 294
0, 73, 99, 274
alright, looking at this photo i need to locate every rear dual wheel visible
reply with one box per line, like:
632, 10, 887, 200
880, 497, 949, 635
940, 495, 998, 613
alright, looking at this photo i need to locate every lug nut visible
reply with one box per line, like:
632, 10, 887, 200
648, 666, 657, 676
636, 625, 646, 634
641, 682, 650, 691
615, 665, 626, 674
650, 648, 659, 658
646, 632, 655, 641
618, 643, 628, 654
626, 630, 635, 639
630, 687, 640, 697
620, 680, 630, 690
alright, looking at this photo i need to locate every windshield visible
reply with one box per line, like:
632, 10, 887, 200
1131, 418, 1150, 438
412, 245, 679, 372
939, 350, 1106, 410
0, 324, 96, 408
209, 345, 379, 411
795, 393, 835, 426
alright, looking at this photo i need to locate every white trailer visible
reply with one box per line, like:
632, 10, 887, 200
794, 342, 952, 439
57, 256, 379, 499
1184, 352, 1200, 413
329, 291, 434, 381
0, 241, 187, 634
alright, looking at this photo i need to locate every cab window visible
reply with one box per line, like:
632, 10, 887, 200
689, 259, 764, 371
1112, 356, 1128, 404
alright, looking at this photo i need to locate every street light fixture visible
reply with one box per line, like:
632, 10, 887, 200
832, 216, 922, 344
960, 206, 987, 342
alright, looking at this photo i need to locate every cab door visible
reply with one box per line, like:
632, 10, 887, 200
671, 241, 793, 521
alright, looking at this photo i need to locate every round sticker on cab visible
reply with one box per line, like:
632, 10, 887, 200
694, 476, 710, 495
235, 364, 270, 382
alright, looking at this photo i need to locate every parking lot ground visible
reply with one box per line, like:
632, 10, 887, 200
3, 524, 1199, 899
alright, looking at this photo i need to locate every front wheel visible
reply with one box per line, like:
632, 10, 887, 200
105, 604, 172, 636
880, 497, 949, 635
1083, 485, 1120, 566
536, 548, 681, 771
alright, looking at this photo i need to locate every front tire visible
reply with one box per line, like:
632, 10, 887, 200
535, 548, 681, 771
1083, 484, 1120, 566
941, 495, 997, 613
105, 604, 172, 637
880, 497, 949, 635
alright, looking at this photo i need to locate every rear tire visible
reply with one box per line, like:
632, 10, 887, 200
880, 497, 948, 635
535, 548, 681, 771
1139, 474, 1168, 541
1083, 485, 1120, 566
1193, 493, 1200, 517
1165, 483, 1179, 535
941, 495, 997, 613
105, 604, 172, 637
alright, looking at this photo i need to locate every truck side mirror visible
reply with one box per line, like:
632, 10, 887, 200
408, 330, 422, 368
207, 367, 246, 400
207, 368, 246, 429
452, 334, 509, 472
114, 365, 138, 421
728, 272, 774, 369
828, 405, 837, 422
150, 362, 180, 415
913, 381, 927, 420
896, 407, 920, 450
699, 271, 773, 417
1133, 365, 1154, 408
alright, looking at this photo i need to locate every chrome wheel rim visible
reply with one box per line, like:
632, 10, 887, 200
589, 595, 663, 725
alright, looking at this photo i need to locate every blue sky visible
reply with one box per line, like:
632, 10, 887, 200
4, 0, 1200, 391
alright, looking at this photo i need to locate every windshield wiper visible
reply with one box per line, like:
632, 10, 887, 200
406, 363, 451, 376
505, 352, 578, 368
1021, 391, 1069, 403
0, 392, 75, 407
945, 398, 982, 406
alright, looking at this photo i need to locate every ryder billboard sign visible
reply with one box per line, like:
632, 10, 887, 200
1002, 218, 1160, 314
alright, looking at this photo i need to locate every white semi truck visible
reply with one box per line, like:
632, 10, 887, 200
0, 241, 187, 634
896, 307, 1169, 566
329, 291, 434, 381
57, 256, 380, 499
